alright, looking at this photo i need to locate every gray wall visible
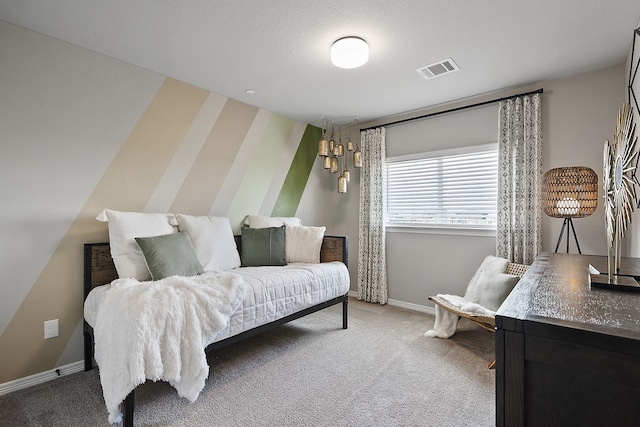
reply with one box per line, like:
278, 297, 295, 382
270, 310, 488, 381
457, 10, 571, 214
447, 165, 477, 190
384, 104, 499, 307
625, 16, 640, 257
357, 64, 626, 312
542, 66, 625, 257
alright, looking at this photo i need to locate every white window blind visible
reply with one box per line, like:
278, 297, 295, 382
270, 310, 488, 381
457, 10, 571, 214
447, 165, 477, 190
385, 143, 498, 229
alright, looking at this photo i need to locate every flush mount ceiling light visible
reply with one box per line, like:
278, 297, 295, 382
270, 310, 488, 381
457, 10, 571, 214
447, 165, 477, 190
331, 37, 369, 69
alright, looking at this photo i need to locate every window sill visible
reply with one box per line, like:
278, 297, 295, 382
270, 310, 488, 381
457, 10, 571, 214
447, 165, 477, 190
386, 225, 496, 237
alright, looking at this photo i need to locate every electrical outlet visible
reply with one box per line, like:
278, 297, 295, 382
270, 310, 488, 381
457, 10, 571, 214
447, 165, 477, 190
44, 319, 59, 339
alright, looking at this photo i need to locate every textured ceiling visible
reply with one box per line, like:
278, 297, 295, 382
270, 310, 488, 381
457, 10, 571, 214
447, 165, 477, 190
2, 1, 640, 126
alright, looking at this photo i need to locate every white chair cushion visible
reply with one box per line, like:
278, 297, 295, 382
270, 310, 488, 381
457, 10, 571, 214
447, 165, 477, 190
471, 271, 520, 311
463, 255, 510, 300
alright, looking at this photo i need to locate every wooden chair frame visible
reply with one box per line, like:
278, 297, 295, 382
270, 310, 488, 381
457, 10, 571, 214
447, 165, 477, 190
428, 262, 529, 369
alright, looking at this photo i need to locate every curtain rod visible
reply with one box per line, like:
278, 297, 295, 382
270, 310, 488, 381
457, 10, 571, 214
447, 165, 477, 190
361, 88, 544, 131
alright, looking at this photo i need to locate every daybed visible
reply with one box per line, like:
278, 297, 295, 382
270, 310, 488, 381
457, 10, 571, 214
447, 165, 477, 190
83, 211, 350, 426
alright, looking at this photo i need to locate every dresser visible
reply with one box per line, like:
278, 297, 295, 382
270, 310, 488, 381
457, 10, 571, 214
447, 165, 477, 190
495, 252, 640, 427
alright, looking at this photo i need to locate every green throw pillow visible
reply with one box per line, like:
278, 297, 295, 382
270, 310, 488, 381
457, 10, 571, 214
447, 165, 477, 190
240, 225, 286, 267
135, 232, 204, 281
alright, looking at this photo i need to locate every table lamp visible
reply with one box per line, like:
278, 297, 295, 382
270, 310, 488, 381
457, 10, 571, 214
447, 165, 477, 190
542, 166, 598, 253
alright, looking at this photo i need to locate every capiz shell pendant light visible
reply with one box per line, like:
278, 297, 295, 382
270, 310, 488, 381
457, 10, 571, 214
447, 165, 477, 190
331, 37, 369, 69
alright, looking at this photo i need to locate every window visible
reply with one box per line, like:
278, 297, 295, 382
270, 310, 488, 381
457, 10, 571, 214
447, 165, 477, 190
385, 143, 498, 231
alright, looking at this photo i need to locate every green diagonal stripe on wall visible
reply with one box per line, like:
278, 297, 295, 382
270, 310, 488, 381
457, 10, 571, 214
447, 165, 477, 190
272, 125, 322, 217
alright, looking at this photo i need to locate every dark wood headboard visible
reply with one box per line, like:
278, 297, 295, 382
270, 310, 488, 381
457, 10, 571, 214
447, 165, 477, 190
84, 235, 348, 300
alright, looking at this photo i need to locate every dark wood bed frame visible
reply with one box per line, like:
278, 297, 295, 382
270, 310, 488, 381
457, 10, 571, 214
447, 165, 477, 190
83, 235, 348, 427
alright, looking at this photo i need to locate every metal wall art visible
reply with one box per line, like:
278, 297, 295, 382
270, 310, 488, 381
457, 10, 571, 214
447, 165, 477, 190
604, 103, 639, 263
591, 102, 640, 290
628, 27, 640, 117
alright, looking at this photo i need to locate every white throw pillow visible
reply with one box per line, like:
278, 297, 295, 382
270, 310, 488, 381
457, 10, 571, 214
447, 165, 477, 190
245, 215, 302, 228
97, 209, 177, 280
463, 255, 510, 300
285, 225, 326, 263
175, 214, 241, 271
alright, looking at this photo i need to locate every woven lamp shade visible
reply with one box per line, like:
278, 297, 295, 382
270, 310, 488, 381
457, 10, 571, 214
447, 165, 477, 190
542, 166, 598, 218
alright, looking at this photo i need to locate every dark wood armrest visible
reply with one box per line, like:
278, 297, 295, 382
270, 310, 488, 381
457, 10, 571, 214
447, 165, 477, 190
85, 235, 348, 300
233, 235, 348, 266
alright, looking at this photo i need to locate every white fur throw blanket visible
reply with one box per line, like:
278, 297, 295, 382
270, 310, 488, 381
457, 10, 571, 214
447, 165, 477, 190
94, 271, 248, 423
424, 294, 496, 339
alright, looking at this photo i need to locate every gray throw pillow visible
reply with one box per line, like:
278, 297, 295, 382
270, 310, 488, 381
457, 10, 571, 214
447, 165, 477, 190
472, 270, 520, 311
135, 232, 204, 281
240, 225, 286, 267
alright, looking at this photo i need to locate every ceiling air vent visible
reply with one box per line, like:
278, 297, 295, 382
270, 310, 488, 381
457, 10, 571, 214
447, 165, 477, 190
416, 58, 459, 80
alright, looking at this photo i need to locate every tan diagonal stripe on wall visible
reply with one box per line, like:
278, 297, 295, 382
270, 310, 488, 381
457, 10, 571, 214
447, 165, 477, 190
169, 99, 259, 214
0, 78, 209, 382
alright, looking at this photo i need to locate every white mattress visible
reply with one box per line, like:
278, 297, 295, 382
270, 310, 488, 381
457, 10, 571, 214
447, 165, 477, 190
84, 262, 350, 343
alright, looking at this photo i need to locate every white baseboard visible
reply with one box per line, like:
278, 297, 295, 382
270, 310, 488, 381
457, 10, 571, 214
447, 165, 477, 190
387, 298, 435, 315
1, 295, 434, 397
348, 290, 435, 315
0, 360, 84, 396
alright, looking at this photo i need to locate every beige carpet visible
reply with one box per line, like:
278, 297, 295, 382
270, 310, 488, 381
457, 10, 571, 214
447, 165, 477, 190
0, 298, 496, 426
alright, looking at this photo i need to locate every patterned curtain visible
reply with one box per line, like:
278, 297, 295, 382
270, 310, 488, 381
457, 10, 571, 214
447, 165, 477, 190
357, 127, 388, 304
496, 94, 543, 265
